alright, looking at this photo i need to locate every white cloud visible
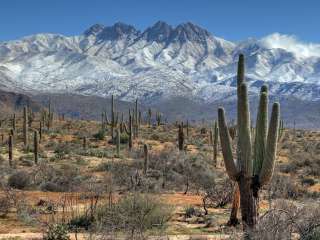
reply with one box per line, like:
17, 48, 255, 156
259, 33, 320, 58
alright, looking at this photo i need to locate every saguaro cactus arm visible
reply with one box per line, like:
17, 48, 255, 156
253, 87, 268, 175
238, 83, 252, 176
259, 102, 280, 186
218, 108, 239, 181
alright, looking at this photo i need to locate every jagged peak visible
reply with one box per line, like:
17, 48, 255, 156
170, 22, 212, 43
83, 24, 105, 36
140, 21, 173, 42
84, 22, 139, 40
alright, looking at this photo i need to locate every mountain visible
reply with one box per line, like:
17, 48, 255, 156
0, 21, 319, 127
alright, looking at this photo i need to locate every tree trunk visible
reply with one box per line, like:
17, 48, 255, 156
228, 185, 240, 226
238, 176, 258, 230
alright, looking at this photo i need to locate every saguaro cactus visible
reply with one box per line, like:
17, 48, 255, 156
39, 121, 42, 141
143, 144, 148, 175
12, 114, 16, 131
83, 136, 87, 150
34, 131, 39, 164
116, 128, 120, 158
8, 135, 13, 167
23, 106, 28, 147
213, 120, 219, 167
178, 123, 184, 151
148, 108, 152, 127
218, 54, 280, 229
111, 95, 115, 141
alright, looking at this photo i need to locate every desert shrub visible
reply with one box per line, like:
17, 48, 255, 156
40, 182, 64, 192
68, 215, 93, 230
93, 129, 105, 140
77, 148, 112, 158
267, 173, 304, 200
120, 132, 129, 143
8, 171, 31, 189
54, 142, 71, 160
150, 133, 160, 141
43, 223, 70, 240
96, 193, 172, 238
184, 206, 198, 218
252, 200, 320, 240
300, 177, 316, 186
0, 196, 11, 217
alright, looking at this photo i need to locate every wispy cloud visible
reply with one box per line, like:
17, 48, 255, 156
259, 33, 320, 58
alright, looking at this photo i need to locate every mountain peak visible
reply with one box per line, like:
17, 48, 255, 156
83, 24, 105, 36
141, 21, 173, 42
85, 22, 139, 40
171, 22, 211, 43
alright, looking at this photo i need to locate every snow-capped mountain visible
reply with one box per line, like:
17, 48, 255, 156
0, 21, 319, 103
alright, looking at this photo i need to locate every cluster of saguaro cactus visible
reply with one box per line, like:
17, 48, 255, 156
218, 54, 280, 229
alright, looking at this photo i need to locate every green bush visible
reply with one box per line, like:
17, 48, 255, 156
93, 129, 105, 140
96, 193, 172, 237
43, 223, 70, 240
8, 171, 31, 189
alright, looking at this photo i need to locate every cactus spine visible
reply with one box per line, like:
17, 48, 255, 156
143, 144, 148, 175
34, 130, 38, 164
23, 106, 28, 147
218, 54, 280, 229
8, 135, 13, 167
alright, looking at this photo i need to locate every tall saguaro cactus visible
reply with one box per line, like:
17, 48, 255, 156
8, 135, 13, 168
23, 106, 28, 147
34, 131, 38, 164
178, 123, 184, 151
218, 54, 280, 229
213, 120, 219, 167
143, 144, 148, 175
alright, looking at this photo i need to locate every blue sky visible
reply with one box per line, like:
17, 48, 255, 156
0, 0, 319, 42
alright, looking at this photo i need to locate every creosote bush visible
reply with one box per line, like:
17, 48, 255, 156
96, 193, 172, 238
8, 171, 31, 190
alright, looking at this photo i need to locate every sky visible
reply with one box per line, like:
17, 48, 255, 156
0, 0, 319, 43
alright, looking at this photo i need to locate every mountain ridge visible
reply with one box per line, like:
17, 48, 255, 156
0, 21, 319, 105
